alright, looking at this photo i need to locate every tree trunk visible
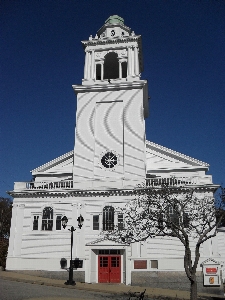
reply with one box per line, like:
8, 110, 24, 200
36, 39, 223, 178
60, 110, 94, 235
190, 276, 197, 300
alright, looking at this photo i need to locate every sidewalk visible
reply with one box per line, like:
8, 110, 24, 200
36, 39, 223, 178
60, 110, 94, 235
0, 270, 224, 299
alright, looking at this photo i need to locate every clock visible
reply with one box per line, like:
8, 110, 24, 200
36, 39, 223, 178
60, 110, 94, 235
101, 151, 118, 169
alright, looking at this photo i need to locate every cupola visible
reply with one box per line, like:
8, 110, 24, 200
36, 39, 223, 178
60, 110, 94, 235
81, 15, 143, 85
97, 15, 130, 39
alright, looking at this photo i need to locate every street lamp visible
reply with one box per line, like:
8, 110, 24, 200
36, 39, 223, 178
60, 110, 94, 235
62, 214, 84, 285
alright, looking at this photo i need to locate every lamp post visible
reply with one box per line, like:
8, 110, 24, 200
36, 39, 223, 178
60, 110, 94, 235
62, 214, 84, 285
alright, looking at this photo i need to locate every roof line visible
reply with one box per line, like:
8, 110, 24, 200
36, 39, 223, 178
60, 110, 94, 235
31, 150, 74, 173
146, 140, 209, 167
31, 140, 209, 173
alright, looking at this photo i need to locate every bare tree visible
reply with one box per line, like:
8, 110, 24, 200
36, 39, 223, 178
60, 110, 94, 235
0, 197, 12, 270
104, 184, 225, 300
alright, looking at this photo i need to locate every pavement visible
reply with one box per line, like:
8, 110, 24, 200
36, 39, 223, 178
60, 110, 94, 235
0, 270, 224, 300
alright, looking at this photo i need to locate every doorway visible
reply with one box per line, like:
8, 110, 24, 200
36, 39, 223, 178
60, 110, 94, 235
98, 255, 121, 283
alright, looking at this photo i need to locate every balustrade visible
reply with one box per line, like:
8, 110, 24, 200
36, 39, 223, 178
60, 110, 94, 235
25, 180, 73, 190
13, 176, 210, 191
146, 177, 199, 187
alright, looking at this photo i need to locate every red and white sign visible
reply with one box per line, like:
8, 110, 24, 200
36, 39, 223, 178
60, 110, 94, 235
206, 267, 217, 274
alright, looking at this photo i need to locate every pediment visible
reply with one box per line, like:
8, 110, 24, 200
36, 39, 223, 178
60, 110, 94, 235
201, 258, 220, 266
146, 140, 209, 173
31, 150, 73, 175
86, 237, 127, 246
31, 140, 209, 177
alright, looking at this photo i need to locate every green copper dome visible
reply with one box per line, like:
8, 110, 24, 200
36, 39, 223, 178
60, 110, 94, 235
105, 15, 124, 25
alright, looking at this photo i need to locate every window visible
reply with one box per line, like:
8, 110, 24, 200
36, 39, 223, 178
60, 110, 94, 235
96, 64, 101, 80
42, 207, 53, 231
183, 212, 190, 228
93, 215, 99, 230
168, 206, 179, 228
168, 206, 189, 228
56, 216, 62, 230
121, 61, 127, 78
104, 52, 119, 80
99, 249, 120, 254
151, 260, 158, 269
33, 216, 39, 230
158, 213, 164, 230
118, 214, 123, 230
103, 206, 114, 230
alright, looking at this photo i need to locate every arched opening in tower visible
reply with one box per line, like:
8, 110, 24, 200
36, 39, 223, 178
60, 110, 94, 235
103, 52, 119, 80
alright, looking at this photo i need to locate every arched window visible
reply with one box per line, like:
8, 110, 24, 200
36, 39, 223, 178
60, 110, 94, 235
42, 207, 53, 231
103, 206, 114, 230
103, 52, 119, 80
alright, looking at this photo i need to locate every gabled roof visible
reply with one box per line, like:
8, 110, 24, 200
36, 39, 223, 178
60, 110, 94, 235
201, 258, 220, 266
146, 140, 209, 170
31, 150, 73, 174
31, 140, 209, 175
86, 237, 127, 246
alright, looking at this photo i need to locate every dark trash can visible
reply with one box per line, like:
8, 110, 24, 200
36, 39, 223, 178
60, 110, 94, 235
60, 258, 67, 269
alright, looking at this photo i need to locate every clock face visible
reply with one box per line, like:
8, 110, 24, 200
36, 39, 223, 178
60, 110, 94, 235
101, 151, 118, 169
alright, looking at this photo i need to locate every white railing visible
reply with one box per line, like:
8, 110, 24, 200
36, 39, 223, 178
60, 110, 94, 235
146, 176, 210, 187
25, 180, 74, 190
13, 176, 212, 191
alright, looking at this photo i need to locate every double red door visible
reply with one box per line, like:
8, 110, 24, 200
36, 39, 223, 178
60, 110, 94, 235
98, 255, 121, 283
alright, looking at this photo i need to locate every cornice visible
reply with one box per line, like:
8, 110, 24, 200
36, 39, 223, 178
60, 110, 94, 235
81, 35, 141, 48
146, 140, 209, 167
31, 150, 74, 173
72, 80, 147, 94
8, 184, 218, 199
86, 236, 128, 246
30, 139, 210, 175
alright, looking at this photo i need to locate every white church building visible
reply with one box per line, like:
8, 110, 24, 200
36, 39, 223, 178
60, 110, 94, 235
7, 15, 225, 290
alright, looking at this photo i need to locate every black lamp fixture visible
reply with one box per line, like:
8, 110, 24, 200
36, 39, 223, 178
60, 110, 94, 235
62, 214, 84, 285
61, 215, 68, 229
77, 214, 84, 229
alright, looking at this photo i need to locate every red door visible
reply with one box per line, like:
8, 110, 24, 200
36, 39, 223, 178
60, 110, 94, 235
98, 255, 121, 283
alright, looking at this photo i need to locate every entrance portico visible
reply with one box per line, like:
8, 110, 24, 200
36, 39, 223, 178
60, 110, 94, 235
87, 240, 128, 284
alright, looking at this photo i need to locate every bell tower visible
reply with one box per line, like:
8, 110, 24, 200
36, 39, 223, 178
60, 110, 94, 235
72, 15, 149, 188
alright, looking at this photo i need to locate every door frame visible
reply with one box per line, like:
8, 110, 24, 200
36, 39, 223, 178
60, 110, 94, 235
98, 253, 123, 283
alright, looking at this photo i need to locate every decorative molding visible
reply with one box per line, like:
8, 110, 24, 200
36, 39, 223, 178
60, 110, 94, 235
31, 150, 74, 173
73, 80, 147, 93
82, 35, 141, 48
146, 140, 209, 167
9, 184, 218, 199
31, 139, 209, 175
95, 49, 127, 59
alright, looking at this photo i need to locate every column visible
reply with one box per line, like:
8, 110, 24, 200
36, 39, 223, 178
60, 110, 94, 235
86, 51, 91, 79
91, 50, 95, 79
101, 63, 104, 80
131, 47, 134, 76
119, 60, 122, 79
84, 51, 88, 79
14, 204, 25, 256
127, 47, 132, 76
134, 46, 139, 76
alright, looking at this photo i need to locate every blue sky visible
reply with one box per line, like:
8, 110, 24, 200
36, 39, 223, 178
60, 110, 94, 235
1, 0, 225, 198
